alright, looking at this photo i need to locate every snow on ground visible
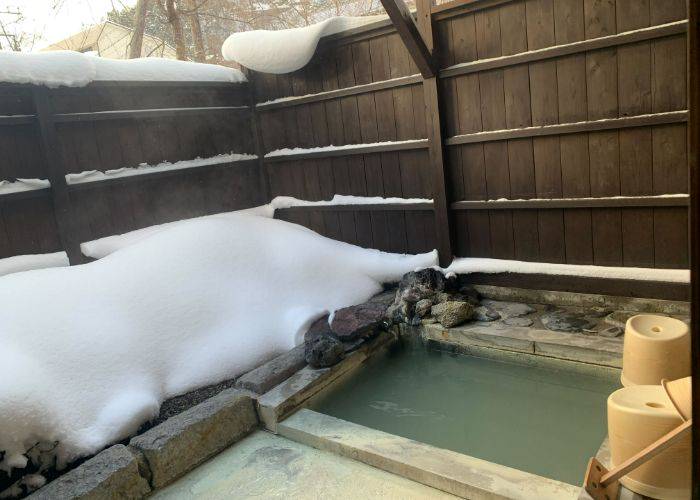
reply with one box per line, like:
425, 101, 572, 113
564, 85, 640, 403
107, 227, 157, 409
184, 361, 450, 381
0, 215, 437, 473
65, 153, 257, 185
0, 179, 50, 196
80, 195, 433, 259
0, 252, 69, 278
447, 258, 690, 283
265, 139, 427, 158
0, 51, 246, 88
222, 15, 387, 74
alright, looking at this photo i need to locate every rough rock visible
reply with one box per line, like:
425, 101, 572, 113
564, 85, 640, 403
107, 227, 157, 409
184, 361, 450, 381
473, 305, 500, 322
415, 299, 433, 318
458, 285, 481, 305
431, 301, 474, 328
305, 334, 345, 368
396, 268, 445, 303
304, 315, 333, 342
421, 317, 437, 325
503, 317, 534, 327
129, 389, 257, 488
367, 289, 397, 308
541, 309, 597, 333
30, 445, 151, 500
331, 302, 387, 340
588, 307, 613, 318
598, 326, 624, 338
236, 344, 306, 394
480, 300, 535, 319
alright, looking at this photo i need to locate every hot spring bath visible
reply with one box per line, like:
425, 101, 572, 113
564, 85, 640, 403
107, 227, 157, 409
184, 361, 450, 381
309, 334, 619, 486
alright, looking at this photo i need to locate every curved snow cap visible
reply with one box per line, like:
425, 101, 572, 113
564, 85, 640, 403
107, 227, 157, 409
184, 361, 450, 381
222, 15, 387, 74
0, 51, 246, 88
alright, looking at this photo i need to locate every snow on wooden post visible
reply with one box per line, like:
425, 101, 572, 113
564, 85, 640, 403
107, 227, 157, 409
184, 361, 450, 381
33, 86, 84, 265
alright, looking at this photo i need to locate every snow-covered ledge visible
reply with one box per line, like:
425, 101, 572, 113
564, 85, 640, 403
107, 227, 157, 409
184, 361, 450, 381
264, 140, 429, 160
0, 179, 50, 196
0, 51, 247, 88
65, 153, 257, 186
446, 258, 690, 284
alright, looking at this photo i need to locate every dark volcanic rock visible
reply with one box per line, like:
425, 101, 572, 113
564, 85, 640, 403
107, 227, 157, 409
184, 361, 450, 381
541, 309, 597, 333
305, 334, 344, 368
431, 301, 474, 328
304, 314, 333, 343
396, 268, 445, 303
331, 302, 387, 340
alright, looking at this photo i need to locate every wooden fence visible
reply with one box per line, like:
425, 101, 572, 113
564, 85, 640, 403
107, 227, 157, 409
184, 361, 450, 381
257, 0, 690, 298
0, 0, 691, 300
0, 81, 259, 263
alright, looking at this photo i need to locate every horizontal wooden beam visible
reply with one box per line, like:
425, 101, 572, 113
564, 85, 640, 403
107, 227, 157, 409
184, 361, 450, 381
0, 114, 35, 126
53, 105, 249, 123
257, 74, 423, 111
432, 0, 514, 21
451, 195, 690, 210
264, 139, 429, 162
446, 111, 688, 145
440, 21, 687, 78
317, 18, 396, 49
466, 273, 689, 302
276, 203, 434, 213
0, 187, 52, 202
65, 159, 258, 191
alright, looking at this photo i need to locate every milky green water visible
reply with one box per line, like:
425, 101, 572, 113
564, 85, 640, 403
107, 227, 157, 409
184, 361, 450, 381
309, 336, 620, 486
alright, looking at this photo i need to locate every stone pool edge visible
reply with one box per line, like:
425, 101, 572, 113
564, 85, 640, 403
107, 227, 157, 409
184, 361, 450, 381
279, 408, 581, 500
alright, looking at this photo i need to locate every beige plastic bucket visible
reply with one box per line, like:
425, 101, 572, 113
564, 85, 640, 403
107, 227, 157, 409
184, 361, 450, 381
621, 315, 690, 387
608, 385, 691, 499
662, 376, 692, 421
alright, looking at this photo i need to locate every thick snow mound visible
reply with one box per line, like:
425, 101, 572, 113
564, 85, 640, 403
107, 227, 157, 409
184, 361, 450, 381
0, 215, 437, 471
447, 258, 690, 283
222, 15, 386, 74
0, 252, 68, 278
0, 51, 246, 88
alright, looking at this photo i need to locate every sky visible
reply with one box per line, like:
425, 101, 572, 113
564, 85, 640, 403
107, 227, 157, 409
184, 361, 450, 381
0, 0, 137, 51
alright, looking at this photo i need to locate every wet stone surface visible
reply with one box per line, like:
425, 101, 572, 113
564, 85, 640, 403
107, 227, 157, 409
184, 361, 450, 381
541, 310, 597, 333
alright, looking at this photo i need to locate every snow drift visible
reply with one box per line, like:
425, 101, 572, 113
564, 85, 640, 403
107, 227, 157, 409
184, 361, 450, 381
0, 51, 246, 88
80, 195, 433, 259
0, 215, 437, 472
222, 15, 386, 74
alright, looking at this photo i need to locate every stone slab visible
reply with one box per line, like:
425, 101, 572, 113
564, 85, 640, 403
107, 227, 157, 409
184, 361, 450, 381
423, 323, 623, 368
151, 430, 456, 499
257, 330, 396, 432
474, 285, 689, 315
235, 344, 306, 394
129, 388, 257, 489
279, 409, 580, 500
30, 445, 150, 500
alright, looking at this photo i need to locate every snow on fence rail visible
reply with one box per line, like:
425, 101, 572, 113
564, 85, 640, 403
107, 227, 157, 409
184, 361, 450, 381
0, 51, 247, 88
65, 153, 258, 186
0, 252, 69, 277
0, 179, 50, 197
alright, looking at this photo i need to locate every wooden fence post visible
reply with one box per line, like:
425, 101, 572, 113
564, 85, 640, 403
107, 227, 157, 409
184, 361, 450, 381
247, 74, 271, 205
382, 0, 454, 265
33, 86, 83, 265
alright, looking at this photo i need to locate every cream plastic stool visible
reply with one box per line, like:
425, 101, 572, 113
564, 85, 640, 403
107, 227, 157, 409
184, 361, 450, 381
607, 385, 691, 499
621, 315, 690, 387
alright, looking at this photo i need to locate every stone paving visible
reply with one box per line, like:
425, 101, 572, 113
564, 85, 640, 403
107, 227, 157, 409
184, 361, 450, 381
152, 431, 458, 500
